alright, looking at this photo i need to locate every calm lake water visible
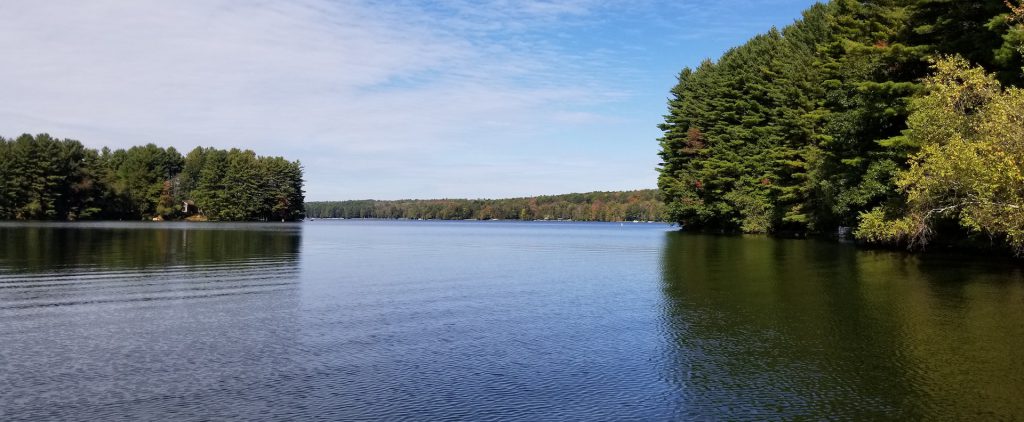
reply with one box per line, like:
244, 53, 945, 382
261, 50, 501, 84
1, 220, 1022, 420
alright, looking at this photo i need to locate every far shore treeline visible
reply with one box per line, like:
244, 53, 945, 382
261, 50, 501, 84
658, 0, 1024, 254
0, 133, 305, 221
305, 190, 666, 222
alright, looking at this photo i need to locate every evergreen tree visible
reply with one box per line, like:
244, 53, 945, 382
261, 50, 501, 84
658, 0, 1024, 243
857, 57, 1024, 253
0, 135, 304, 221
305, 190, 665, 222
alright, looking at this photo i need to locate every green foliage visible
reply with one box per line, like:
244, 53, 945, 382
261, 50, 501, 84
1010, 0, 1024, 55
111, 144, 183, 217
183, 148, 305, 221
305, 190, 666, 222
0, 134, 105, 220
0, 134, 304, 221
854, 208, 917, 245
856, 57, 1024, 253
658, 0, 1024, 242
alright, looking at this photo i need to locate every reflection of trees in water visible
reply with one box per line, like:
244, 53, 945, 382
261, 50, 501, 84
658, 232, 1024, 419
0, 223, 308, 420
0, 223, 302, 272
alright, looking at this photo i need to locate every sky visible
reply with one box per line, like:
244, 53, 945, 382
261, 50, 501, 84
1, 0, 819, 201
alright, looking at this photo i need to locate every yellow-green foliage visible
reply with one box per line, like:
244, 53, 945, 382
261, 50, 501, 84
856, 57, 1024, 253
856, 208, 917, 245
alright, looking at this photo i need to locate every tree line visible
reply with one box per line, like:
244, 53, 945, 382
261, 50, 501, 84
305, 190, 666, 222
658, 0, 1024, 253
0, 133, 304, 221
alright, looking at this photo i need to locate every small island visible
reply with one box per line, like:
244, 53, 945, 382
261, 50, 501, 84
0, 134, 305, 222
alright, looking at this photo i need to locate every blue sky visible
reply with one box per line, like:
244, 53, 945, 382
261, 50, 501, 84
1, 0, 818, 200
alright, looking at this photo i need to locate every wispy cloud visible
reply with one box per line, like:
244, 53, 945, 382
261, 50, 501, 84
1, 0, 816, 200
1, 0, 616, 145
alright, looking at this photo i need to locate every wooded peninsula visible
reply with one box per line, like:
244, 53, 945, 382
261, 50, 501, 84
305, 190, 666, 222
0, 134, 658, 223
0, 134, 305, 221
658, 0, 1024, 253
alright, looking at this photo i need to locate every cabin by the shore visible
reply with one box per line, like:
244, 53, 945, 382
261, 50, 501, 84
182, 200, 200, 216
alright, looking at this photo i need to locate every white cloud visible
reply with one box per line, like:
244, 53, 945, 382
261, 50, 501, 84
3, 1, 468, 141
1, 0, 618, 143
1, 0, 814, 200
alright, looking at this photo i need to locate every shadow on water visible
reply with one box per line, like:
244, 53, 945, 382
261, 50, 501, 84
659, 232, 1024, 420
0, 222, 310, 420
0, 221, 302, 272
0, 222, 303, 310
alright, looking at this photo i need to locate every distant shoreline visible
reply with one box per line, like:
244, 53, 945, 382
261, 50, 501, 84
305, 190, 668, 223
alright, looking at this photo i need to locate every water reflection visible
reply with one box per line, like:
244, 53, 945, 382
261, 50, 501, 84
2, 221, 1021, 419
0, 222, 302, 310
0, 223, 304, 420
0, 222, 302, 272
660, 232, 1024, 419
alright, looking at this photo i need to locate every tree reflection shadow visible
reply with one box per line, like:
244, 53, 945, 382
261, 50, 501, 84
658, 232, 1024, 419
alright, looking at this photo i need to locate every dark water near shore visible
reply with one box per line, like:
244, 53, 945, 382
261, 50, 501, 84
1, 220, 1022, 420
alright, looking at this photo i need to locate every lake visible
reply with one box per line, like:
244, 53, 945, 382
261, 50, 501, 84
1, 220, 1022, 420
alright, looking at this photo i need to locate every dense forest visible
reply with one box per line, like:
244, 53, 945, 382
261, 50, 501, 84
658, 0, 1024, 253
306, 190, 666, 222
0, 134, 305, 221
